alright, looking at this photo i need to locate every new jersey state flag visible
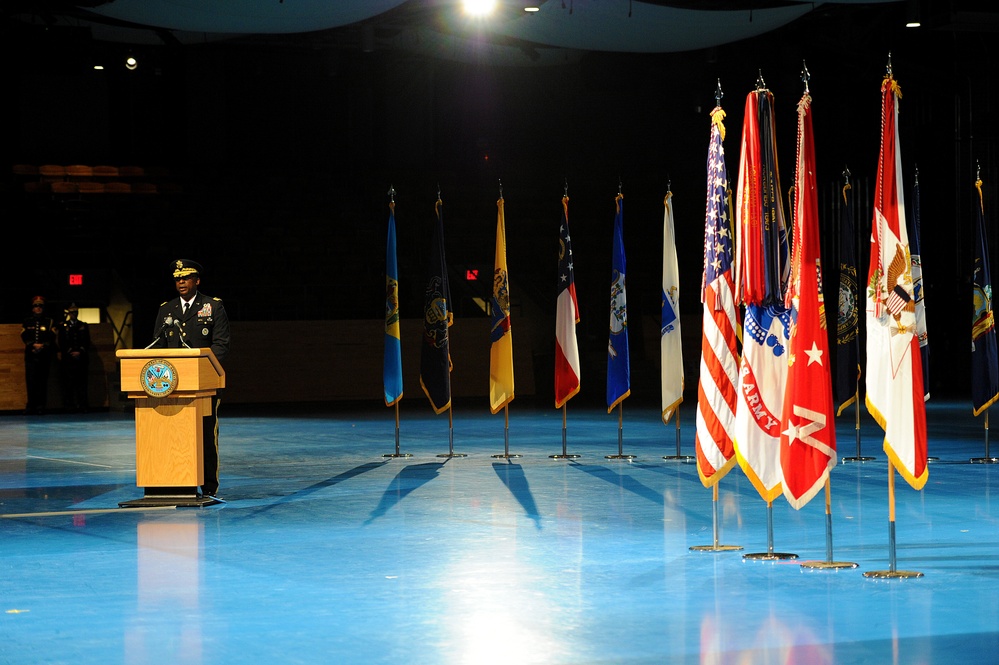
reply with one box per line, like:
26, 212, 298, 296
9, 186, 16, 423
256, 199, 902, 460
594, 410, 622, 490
865, 74, 928, 490
661, 191, 684, 424
384, 200, 403, 406
489, 196, 515, 413
780, 91, 836, 509
695, 105, 740, 487
607, 193, 631, 412
734, 88, 792, 503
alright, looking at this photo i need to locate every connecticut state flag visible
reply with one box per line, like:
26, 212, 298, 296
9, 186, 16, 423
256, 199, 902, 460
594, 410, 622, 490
661, 191, 684, 424
865, 74, 928, 490
489, 196, 515, 414
384, 200, 403, 407
780, 91, 836, 509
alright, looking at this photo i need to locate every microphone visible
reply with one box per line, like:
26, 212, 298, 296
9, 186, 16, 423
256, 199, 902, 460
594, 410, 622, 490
169, 315, 193, 349
144, 315, 174, 349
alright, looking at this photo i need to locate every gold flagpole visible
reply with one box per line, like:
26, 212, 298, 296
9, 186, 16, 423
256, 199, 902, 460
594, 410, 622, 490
801, 479, 858, 569
551, 404, 580, 459
606, 402, 634, 459
865, 460, 922, 578
690, 482, 742, 553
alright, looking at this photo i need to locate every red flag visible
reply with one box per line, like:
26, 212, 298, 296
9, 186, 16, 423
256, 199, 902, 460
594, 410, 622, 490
555, 195, 581, 408
780, 92, 837, 509
865, 75, 928, 490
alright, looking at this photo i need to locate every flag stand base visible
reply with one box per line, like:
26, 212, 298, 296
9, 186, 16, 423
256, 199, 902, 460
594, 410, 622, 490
437, 453, 467, 458
550, 453, 581, 459
743, 552, 798, 561
842, 456, 875, 462
863, 569, 923, 579
690, 544, 743, 552
801, 560, 858, 570
492, 453, 522, 459
383, 453, 413, 458
605, 454, 635, 460
970, 457, 999, 464
663, 455, 695, 462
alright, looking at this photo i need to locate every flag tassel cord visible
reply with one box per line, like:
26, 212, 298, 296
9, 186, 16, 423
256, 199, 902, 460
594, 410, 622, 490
843, 387, 874, 462
864, 460, 923, 578
550, 405, 580, 459
971, 410, 999, 463
491, 405, 521, 459
382, 402, 412, 459
606, 403, 635, 460
689, 482, 743, 553
663, 406, 694, 462
801, 480, 858, 569
743, 501, 798, 561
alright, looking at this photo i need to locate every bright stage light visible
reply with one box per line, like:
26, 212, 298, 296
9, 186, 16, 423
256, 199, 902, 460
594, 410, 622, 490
462, 0, 497, 16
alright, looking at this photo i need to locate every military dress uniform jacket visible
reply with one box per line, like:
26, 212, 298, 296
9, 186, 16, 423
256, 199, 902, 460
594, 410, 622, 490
57, 319, 91, 356
21, 315, 57, 353
151, 292, 230, 363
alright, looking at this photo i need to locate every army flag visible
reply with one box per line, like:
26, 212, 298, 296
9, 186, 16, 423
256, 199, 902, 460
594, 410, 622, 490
489, 196, 515, 414
555, 195, 581, 408
420, 198, 453, 414
865, 74, 928, 490
734, 88, 792, 503
972, 178, 999, 416
780, 91, 837, 509
909, 173, 930, 400
695, 105, 740, 487
384, 201, 404, 406
661, 191, 684, 424
835, 179, 860, 416
607, 193, 631, 412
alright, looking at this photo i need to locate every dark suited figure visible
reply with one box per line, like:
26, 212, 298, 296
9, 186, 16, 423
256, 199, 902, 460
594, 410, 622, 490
21, 296, 56, 415
57, 303, 91, 412
149, 259, 231, 497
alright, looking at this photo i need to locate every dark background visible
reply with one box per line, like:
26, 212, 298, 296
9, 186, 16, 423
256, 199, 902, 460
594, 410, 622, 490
3, 1, 997, 405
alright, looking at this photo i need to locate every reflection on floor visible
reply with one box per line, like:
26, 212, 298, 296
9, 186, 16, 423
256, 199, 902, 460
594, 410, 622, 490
2, 400, 998, 664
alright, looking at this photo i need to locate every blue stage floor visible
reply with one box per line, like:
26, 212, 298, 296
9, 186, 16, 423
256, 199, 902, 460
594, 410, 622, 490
2, 400, 998, 664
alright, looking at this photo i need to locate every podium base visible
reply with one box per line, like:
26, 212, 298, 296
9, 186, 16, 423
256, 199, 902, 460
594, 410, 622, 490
119, 488, 223, 508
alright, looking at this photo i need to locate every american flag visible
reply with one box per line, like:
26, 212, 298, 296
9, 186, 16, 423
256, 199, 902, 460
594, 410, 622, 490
695, 106, 740, 487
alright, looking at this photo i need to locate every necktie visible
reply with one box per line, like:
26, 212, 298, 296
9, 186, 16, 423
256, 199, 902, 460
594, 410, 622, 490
182, 302, 188, 315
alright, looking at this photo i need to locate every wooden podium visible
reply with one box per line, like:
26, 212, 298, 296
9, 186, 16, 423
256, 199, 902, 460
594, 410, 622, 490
116, 348, 225, 507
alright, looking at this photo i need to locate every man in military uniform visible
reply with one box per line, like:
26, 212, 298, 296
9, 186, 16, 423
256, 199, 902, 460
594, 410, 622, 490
149, 259, 231, 498
21, 296, 57, 415
57, 303, 91, 413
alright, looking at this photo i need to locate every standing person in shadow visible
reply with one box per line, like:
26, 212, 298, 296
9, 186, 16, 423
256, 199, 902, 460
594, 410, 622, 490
21, 295, 56, 415
57, 303, 91, 413
148, 259, 231, 498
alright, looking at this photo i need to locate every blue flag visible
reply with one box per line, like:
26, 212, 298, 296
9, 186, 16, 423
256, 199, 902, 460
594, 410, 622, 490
972, 178, 999, 416
384, 201, 403, 406
420, 198, 453, 414
606, 193, 631, 412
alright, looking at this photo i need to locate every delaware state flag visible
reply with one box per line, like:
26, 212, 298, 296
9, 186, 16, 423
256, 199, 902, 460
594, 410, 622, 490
489, 196, 515, 413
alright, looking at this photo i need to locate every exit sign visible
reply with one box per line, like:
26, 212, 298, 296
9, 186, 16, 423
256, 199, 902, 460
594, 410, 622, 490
69, 274, 83, 286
